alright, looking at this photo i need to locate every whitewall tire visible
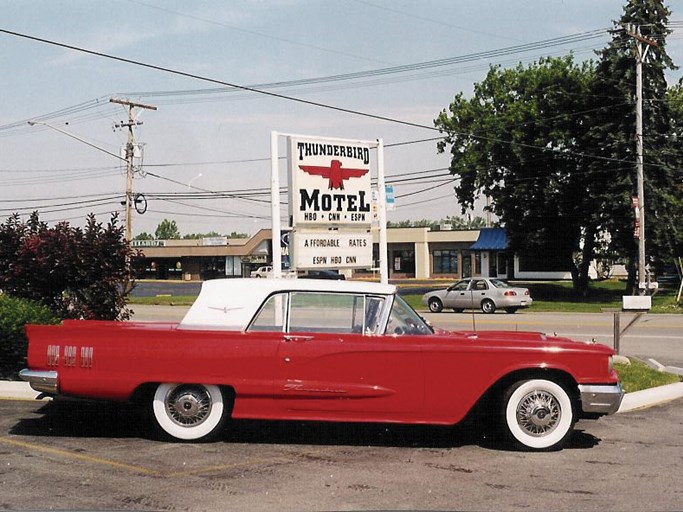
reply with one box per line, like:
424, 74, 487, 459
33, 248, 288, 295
152, 383, 227, 441
502, 379, 574, 451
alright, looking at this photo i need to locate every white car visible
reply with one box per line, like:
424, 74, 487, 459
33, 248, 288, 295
422, 278, 532, 314
250, 265, 272, 278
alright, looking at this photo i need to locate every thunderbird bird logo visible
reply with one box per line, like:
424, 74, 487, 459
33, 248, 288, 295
299, 159, 369, 190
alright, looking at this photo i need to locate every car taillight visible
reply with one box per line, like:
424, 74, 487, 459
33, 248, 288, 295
504, 291, 517, 296
525, 290, 530, 296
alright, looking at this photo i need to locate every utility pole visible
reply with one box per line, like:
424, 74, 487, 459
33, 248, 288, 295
625, 26, 658, 294
110, 98, 157, 242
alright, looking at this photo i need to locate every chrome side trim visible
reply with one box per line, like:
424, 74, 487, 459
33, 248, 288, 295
18, 369, 59, 395
578, 383, 624, 414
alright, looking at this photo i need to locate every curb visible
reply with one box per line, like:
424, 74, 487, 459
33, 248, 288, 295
0, 381, 49, 401
616, 381, 683, 413
3, 381, 683, 411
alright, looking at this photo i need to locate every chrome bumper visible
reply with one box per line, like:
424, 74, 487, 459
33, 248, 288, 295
579, 383, 624, 414
19, 369, 59, 395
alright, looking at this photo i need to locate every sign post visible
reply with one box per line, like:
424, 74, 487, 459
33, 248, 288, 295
270, 131, 282, 278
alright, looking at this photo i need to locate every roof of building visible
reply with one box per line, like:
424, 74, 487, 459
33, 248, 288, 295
469, 228, 508, 251
138, 229, 271, 258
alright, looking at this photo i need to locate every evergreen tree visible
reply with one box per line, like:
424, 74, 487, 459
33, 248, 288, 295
585, 0, 681, 291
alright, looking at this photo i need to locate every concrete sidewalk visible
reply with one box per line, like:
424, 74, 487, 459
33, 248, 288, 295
3, 380, 682, 413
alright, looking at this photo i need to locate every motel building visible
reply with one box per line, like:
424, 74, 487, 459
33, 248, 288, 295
132, 226, 575, 282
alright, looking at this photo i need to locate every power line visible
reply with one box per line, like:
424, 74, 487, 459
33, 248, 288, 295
0, 28, 437, 133
0, 196, 120, 214
0, 25, 615, 135
1, 23, 679, 222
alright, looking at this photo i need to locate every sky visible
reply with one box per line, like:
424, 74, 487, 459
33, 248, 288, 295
1, 0, 682, 238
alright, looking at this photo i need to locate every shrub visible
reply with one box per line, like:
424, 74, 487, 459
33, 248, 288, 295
0, 212, 134, 320
0, 294, 59, 379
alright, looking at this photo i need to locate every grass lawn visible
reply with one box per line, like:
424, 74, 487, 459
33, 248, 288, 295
129, 295, 197, 306
615, 359, 681, 393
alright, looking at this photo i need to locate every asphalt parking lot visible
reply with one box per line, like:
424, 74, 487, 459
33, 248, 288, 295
1, 396, 682, 511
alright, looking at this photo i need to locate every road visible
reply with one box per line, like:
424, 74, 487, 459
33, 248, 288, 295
1, 397, 681, 511
130, 304, 683, 368
420, 311, 683, 369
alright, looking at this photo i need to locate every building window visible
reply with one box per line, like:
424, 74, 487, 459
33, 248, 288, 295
462, 250, 472, 277
497, 252, 508, 276
489, 252, 498, 276
433, 250, 458, 274
391, 250, 415, 275
518, 250, 567, 272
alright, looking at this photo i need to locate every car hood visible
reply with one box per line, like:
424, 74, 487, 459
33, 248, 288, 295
432, 328, 614, 355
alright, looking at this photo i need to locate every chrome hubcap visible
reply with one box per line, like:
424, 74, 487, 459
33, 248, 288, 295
516, 390, 561, 436
166, 386, 211, 427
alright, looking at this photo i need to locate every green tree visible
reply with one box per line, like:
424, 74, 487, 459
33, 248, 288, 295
665, 82, 683, 259
133, 232, 155, 241
443, 216, 488, 230
154, 219, 180, 240
386, 216, 487, 230
182, 231, 223, 240
435, 56, 596, 293
181, 231, 249, 240
584, 0, 682, 291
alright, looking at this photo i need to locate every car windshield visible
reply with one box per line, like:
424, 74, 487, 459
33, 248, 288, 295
490, 279, 511, 288
386, 295, 433, 336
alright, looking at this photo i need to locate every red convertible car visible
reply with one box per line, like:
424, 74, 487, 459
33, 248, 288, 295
20, 278, 622, 451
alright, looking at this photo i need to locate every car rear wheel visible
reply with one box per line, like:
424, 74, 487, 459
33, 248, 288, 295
502, 379, 574, 451
481, 299, 496, 314
428, 298, 444, 313
152, 383, 228, 441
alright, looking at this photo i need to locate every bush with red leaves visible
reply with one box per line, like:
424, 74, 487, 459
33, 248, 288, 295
0, 212, 134, 320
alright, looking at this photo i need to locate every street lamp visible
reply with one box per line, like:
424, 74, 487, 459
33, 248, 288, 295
27, 120, 126, 163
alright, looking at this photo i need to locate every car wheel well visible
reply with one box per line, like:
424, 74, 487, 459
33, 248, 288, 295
472, 368, 579, 418
427, 297, 443, 313
130, 382, 236, 411
480, 298, 496, 314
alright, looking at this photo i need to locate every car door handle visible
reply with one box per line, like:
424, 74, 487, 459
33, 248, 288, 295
284, 335, 314, 342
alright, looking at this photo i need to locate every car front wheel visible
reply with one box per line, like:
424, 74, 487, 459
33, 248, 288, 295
152, 383, 228, 441
481, 299, 496, 314
502, 379, 575, 451
428, 298, 444, 313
